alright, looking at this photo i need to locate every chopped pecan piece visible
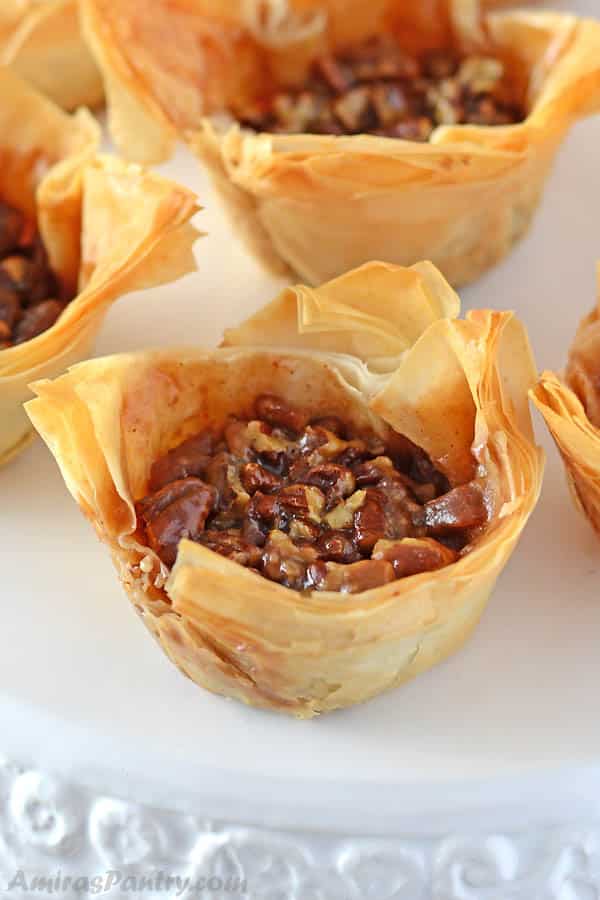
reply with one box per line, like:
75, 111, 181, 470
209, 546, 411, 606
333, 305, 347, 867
149, 432, 214, 491
262, 530, 318, 590
372, 537, 457, 578
422, 483, 487, 533
0, 203, 65, 349
0, 204, 24, 256
255, 394, 310, 433
354, 456, 395, 486
458, 57, 504, 95
307, 559, 395, 593
353, 488, 389, 552
333, 86, 373, 133
316, 530, 359, 564
241, 461, 282, 494
278, 484, 325, 522
199, 530, 262, 567
289, 518, 321, 543
303, 463, 356, 505
0, 255, 31, 294
371, 83, 410, 127
204, 451, 238, 501
137, 478, 217, 567
298, 424, 333, 453
325, 489, 367, 529
13, 300, 64, 344
243, 491, 282, 545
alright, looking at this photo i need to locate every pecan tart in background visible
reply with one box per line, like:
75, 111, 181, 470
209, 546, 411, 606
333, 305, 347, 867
0, 0, 103, 110
0, 66, 200, 466
532, 265, 600, 538
27, 261, 543, 717
81, 0, 600, 287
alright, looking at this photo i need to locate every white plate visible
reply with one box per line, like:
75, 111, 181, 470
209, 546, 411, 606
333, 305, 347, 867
2, 3, 600, 893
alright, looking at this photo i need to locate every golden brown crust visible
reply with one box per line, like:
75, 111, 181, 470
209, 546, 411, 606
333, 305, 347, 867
0, 66, 201, 466
0, 1, 103, 110
27, 261, 543, 716
82, 1, 600, 285
532, 267, 600, 538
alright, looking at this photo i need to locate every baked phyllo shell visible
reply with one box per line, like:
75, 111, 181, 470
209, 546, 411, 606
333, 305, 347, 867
81, 0, 600, 286
27, 261, 543, 717
532, 267, 600, 536
0, 0, 103, 110
0, 67, 199, 466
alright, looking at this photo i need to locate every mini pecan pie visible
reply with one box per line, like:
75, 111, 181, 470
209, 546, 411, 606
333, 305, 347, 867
27, 261, 543, 716
0, 66, 199, 466
82, 0, 600, 286
533, 266, 600, 537
0, 0, 103, 110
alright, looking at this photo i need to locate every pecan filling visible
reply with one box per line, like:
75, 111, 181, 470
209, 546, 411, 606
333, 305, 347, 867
236, 36, 523, 139
136, 395, 488, 594
0, 201, 66, 349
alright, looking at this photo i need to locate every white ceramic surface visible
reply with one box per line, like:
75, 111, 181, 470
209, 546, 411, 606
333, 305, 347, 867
1, 3, 600, 893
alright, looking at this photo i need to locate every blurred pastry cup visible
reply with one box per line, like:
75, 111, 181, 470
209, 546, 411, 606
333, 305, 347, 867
27, 261, 543, 717
532, 265, 600, 537
81, 0, 600, 286
0, 66, 200, 466
0, 0, 103, 110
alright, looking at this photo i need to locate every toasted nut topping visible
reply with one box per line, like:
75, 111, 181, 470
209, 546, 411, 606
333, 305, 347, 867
137, 396, 486, 592
234, 36, 522, 140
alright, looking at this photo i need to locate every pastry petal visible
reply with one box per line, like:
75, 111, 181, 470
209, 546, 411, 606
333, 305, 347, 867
0, 0, 103, 109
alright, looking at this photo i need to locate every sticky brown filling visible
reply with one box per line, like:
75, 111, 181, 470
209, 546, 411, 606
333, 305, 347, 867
235, 35, 524, 139
136, 395, 488, 594
0, 201, 67, 350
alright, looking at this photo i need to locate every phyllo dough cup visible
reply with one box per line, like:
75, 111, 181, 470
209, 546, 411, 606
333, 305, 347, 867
532, 266, 600, 537
81, 0, 600, 286
0, 67, 200, 465
0, 1, 103, 109
27, 260, 544, 717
